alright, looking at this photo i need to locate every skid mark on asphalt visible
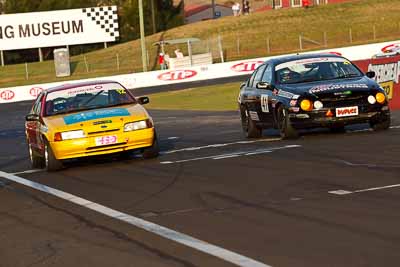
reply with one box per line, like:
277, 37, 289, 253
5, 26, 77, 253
0, 170, 271, 267
160, 137, 282, 155
329, 184, 400, 195
160, 145, 301, 164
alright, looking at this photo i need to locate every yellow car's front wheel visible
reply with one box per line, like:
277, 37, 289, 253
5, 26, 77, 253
142, 135, 159, 159
44, 140, 63, 171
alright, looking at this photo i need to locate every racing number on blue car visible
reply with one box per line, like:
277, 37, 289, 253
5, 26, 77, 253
261, 94, 269, 113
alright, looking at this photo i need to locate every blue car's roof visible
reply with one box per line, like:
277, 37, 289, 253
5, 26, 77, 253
267, 53, 346, 65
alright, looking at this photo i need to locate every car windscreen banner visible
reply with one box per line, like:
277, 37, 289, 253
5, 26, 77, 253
0, 6, 119, 50
353, 54, 400, 110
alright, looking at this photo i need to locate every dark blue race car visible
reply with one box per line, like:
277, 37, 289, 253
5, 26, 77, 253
238, 53, 391, 138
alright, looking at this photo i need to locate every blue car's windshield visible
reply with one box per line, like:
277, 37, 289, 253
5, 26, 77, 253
44, 83, 136, 116
275, 57, 363, 84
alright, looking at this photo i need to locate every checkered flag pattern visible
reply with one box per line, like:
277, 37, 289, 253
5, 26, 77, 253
82, 6, 119, 38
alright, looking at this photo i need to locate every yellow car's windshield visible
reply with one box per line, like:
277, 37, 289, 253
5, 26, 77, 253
44, 83, 135, 117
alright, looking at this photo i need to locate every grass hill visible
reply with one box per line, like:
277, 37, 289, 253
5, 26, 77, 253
1, 0, 400, 88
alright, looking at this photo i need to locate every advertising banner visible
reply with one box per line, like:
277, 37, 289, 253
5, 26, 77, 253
0, 39, 399, 110
354, 54, 400, 110
0, 6, 119, 50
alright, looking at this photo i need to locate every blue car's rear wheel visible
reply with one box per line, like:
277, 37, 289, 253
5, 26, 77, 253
240, 105, 262, 138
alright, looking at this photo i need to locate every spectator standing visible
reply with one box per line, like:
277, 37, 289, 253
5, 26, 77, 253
164, 53, 170, 69
158, 53, 166, 70
302, 0, 310, 8
232, 3, 240, 16
243, 1, 250, 15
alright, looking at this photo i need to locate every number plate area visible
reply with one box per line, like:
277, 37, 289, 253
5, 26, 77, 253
95, 135, 117, 146
335, 106, 359, 117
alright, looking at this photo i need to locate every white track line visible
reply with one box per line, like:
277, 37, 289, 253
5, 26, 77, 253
354, 184, 400, 193
160, 125, 400, 156
213, 154, 241, 160
11, 169, 42, 175
0, 170, 271, 267
337, 160, 377, 168
329, 184, 400, 195
160, 138, 282, 155
245, 150, 273, 156
160, 145, 301, 164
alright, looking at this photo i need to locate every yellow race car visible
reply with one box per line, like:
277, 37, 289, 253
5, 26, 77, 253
25, 81, 158, 171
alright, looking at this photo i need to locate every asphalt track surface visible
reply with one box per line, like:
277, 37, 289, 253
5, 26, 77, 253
1, 100, 400, 267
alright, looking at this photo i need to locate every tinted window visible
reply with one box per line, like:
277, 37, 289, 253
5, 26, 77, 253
32, 94, 43, 115
262, 65, 273, 83
248, 69, 259, 88
252, 65, 266, 87
275, 57, 363, 84
44, 83, 135, 117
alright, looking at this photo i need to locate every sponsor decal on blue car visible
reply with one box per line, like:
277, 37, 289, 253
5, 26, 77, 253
63, 108, 130, 125
309, 83, 368, 94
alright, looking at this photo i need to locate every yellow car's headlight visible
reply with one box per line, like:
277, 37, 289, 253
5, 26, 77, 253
376, 92, 386, 104
300, 99, 313, 111
55, 130, 85, 141
124, 119, 152, 132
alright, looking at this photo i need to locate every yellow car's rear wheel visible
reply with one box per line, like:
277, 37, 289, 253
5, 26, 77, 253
28, 143, 44, 169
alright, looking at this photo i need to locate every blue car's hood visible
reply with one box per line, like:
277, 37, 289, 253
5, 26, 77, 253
278, 76, 379, 97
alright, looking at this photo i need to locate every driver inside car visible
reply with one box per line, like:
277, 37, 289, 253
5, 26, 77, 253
278, 68, 301, 83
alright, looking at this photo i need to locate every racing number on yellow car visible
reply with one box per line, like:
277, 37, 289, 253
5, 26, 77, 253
379, 81, 394, 100
261, 94, 269, 113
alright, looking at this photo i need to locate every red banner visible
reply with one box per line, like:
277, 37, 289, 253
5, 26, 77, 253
354, 55, 400, 110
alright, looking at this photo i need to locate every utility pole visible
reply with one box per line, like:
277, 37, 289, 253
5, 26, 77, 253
150, 0, 156, 34
211, 0, 215, 19
138, 0, 148, 72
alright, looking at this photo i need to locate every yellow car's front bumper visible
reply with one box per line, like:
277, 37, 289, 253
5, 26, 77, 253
50, 128, 155, 160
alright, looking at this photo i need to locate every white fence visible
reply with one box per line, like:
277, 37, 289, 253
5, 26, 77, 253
0, 39, 399, 104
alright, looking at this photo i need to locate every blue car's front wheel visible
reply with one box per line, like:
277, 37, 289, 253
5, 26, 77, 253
277, 106, 298, 139
370, 113, 391, 131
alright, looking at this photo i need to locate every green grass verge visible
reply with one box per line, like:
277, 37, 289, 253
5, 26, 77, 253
1, 0, 400, 88
147, 82, 240, 111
